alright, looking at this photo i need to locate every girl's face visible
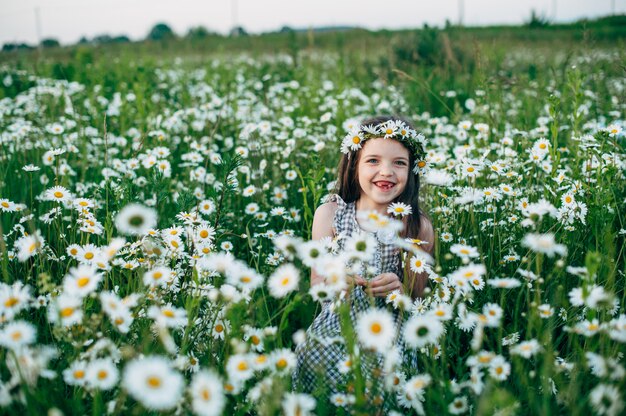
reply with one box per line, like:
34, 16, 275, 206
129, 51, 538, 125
356, 138, 409, 212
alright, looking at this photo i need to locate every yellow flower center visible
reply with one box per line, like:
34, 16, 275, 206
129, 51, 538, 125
4, 297, 18, 308
276, 358, 288, 369
371, 322, 382, 334
60, 307, 75, 318
163, 309, 175, 318
147, 376, 161, 388
74, 370, 85, 379
84, 252, 94, 260
352, 136, 361, 144
201, 388, 211, 401
77, 277, 90, 287
54, 191, 64, 198
200, 230, 209, 238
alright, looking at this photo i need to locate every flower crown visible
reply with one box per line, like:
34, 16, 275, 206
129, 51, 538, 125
340, 119, 428, 174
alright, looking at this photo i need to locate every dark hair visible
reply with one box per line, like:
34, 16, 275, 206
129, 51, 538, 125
335, 115, 423, 239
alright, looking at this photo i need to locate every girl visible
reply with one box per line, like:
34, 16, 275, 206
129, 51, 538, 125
293, 115, 435, 409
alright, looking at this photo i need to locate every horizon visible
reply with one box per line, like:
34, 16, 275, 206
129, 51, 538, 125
1, 0, 625, 46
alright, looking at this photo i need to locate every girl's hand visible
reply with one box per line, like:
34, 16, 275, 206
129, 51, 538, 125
347, 275, 367, 287
367, 273, 403, 297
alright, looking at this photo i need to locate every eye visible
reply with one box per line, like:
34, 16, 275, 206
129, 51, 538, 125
395, 160, 408, 166
365, 158, 378, 164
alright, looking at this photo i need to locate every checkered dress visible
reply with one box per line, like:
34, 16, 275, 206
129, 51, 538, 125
293, 194, 418, 403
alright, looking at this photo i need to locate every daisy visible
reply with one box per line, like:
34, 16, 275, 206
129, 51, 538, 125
0, 320, 36, 350
343, 231, 377, 262
450, 244, 479, 259
342, 129, 364, 152
381, 120, 399, 138
607, 314, 626, 343
449, 263, 486, 285
403, 315, 444, 348
269, 348, 297, 374
198, 252, 235, 275
409, 252, 430, 273
537, 304, 554, 318
0, 281, 32, 320
387, 202, 412, 217
86, 358, 119, 391
143, 266, 173, 288
0, 199, 17, 213
244, 327, 265, 352
148, 304, 187, 328
227, 264, 263, 292
482, 303, 503, 327
190, 370, 225, 416
211, 319, 230, 340
45, 185, 72, 203
309, 283, 336, 303
448, 396, 469, 414
429, 303, 453, 321
108, 308, 134, 334
15, 232, 45, 262
521, 233, 567, 257
404, 373, 432, 401
488, 355, 511, 381
589, 384, 624, 416
242, 185, 256, 197
63, 265, 103, 298
296, 240, 326, 267
510, 339, 542, 358
198, 199, 216, 216
123, 356, 184, 411
355, 308, 396, 352
245, 203, 260, 214
63, 360, 89, 387
268, 264, 300, 298
282, 393, 316, 416
48, 293, 83, 326
226, 353, 255, 383
115, 204, 157, 236
73, 198, 94, 211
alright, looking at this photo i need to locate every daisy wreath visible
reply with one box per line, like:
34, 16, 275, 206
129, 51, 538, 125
340, 119, 428, 174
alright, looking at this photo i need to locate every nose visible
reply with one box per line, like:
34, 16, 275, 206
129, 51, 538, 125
379, 161, 394, 177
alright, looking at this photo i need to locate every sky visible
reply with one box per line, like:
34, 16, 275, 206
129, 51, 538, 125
0, 0, 624, 45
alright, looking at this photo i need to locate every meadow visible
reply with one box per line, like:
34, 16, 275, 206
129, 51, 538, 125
0, 19, 625, 415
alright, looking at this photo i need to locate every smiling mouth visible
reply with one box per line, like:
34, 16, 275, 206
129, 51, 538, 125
374, 181, 396, 190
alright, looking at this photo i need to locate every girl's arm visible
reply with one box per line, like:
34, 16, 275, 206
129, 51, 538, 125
309, 201, 337, 287
405, 215, 436, 299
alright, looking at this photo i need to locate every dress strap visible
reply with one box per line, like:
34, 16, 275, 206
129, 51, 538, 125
325, 194, 349, 238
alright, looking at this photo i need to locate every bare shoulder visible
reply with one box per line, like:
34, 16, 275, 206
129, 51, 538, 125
312, 201, 338, 240
417, 214, 435, 256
